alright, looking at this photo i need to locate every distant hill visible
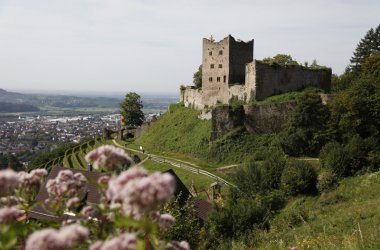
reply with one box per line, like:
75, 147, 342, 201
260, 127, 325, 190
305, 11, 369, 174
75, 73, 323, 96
0, 101, 39, 112
0, 88, 176, 112
0, 88, 24, 97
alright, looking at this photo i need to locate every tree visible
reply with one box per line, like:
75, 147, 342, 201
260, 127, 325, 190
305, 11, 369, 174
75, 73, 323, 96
280, 93, 330, 156
349, 24, 380, 73
193, 65, 202, 88
262, 54, 300, 67
120, 92, 144, 127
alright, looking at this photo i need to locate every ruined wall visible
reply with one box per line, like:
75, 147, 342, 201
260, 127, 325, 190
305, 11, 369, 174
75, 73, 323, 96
245, 62, 256, 101
181, 87, 204, 110
228, 85, 246, 102
211, 106, 244, 140
210, 102, 297, 140
229, 36, 254, 84
244, 102, 297, 134
254, 60, 331, 101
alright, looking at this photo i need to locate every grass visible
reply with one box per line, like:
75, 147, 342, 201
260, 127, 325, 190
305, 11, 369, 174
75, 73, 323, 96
135, 104, 279, 167
254, 87, 323, 106
141, 160, 215, 196
246, 170, 380, 249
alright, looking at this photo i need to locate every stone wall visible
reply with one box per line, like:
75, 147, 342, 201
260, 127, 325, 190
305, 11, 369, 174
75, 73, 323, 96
181, 85, 246, 114
181, 87, 204, 109
254, 61, 331, 101
211, 106, 245, 140
243, 102, 297, 134
210, 102, 297, 140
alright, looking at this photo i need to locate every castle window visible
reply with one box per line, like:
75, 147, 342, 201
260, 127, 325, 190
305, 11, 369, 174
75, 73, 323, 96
209, 51, 212, 56
217, 77, 220, 82
209, 77, 213, 82
210, 64, 214, 69
219, 50, 223, 55
223, 75, 226, 82
218, 64, 222, 68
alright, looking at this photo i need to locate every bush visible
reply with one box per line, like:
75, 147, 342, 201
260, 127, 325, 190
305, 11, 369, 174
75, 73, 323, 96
317, 170, 338, 193
320, 135, 375, 177
261, 148, 287, 189
280, 160, 317, 195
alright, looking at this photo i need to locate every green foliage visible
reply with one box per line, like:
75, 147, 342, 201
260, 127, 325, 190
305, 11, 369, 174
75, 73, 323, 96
362, 51, 380, 78
319, 135, 377, 177
329, 73, 380, 138
262, 54, 300, 67
280, 93, 330, 156
193, 65, 202, 88
0, 154, 23, 171
317, 169, 338, 193
349, 24, 380, 73
120, 92, 144, 127
254, 87, 323, 105
228, 95, 245, 109
261, 149, 287, 189
280, 160, 317, 196
161, 199, 203, 249
28, 143, 76, 170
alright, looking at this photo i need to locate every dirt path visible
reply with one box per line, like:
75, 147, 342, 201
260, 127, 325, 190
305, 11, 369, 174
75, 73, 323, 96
112, 140, 235, 187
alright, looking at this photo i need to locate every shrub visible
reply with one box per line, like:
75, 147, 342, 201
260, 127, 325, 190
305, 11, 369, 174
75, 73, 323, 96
320, 135, 375, 177
317, 170, 338, 193
280, 160, 317, 195
261, 148, 287, 189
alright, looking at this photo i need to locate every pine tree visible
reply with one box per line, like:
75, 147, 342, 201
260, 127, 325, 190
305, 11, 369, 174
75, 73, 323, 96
349, 24, 380, 73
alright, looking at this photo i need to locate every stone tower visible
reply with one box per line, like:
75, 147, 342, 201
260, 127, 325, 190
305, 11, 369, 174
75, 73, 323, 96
202, 35, 254, 90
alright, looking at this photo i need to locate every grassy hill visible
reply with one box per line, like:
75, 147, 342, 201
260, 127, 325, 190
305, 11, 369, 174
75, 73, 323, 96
249, 170, 380, 249
135, 104, 277, 167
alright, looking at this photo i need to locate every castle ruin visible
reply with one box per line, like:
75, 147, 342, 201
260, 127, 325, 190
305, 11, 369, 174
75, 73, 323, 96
181, 35, 331, 111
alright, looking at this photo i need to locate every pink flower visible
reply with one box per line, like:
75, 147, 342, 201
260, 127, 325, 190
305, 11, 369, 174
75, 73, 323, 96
166, 241, 190, 250
85, 145, 132, 171
121, 172, 175, 218
18, 169, 48, 192
25, 224, 89, 250
0, 169, 20, 196
81, 205, 97, 218
98, 175, 110, 186
106, 166, 148, 204
46, 170, 87, 198
158, 213, 175, 230
105, 166, 175, 218
0, 206, 24, 224
288, 248, 299, 250
66, 197, 80, 209
89, 234, 137, 250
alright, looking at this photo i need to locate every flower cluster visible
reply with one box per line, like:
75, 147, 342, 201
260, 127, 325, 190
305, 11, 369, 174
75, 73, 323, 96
90, 234, 137, 250
25, 224, 89, 250
18, 169, 48, 192
0, 206, 24, 224
85, 145, 133, 171
46, 170, 87, 198
0, 169, 20, 196
106, 166, 175, 218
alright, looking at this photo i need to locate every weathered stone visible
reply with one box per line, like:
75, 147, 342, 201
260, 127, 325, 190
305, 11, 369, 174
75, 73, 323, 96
211, 106, 244, 140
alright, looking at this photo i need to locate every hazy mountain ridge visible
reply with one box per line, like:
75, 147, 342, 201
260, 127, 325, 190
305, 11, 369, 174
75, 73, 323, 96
0, 88, 178, 110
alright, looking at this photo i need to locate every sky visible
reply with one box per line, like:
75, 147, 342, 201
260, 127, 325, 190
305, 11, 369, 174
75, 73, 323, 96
0, 0, 379, 94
